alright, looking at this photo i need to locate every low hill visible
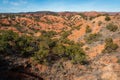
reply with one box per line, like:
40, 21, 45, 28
0, 11, 120, 80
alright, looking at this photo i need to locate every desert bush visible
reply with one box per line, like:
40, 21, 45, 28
89, 16, 95, 20
72, 25, 81, 30
60, 38, 74, 45
33, 37, 87, 65
85, 47, 90, 50
106, 23, 118, 32
86, 25, 92, 33
105, 38, 113, 43
61, 31, 71, 39
0, 30, 19, 54
16, 35, 35, 57
41, 30, 57, 38
102, 38, 118, 53
33, 41, 50, 64
75, 26, 81, 30
105, 16, 111, 21
84, 33, 101, 44
0, 30, 87, 65
79, 13, 87, 20
52, 43, 65, 56
0, 30, 35, 57
65, 44, 86, 64
98, 21, 102, 26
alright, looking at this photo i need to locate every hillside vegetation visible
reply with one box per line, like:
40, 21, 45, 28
0, 12, 120, 80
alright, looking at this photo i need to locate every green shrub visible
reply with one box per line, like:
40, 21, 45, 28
85, 47, 90, 50
0, 30, 19, 54
105, 38, 113, 44
16, 35, 35, 57
79, 13, 87, 20
41, 30, 57, 38
33, 37, 87, 65
105, 16, 111, 21
86, 25, 92, 33
106, 23, 118, 32
102, 38, 118, 53
60, 38, 74, 45
32, 36, 58, 65
0, 30, 35, 57
0, 30, 18, 41
72, 25, 81, 30
0, 30, 87, 65
52, 43, 65, 56
89, 16, 95, 20
75, 26, 81, 30
33, 41, 50, 64
61, 31, 71, 39
65, 44, 86, 64
84, 33, 101, 44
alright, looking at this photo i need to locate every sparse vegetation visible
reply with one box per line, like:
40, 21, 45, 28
1, 12, 120, 80
84, 33, 101, 44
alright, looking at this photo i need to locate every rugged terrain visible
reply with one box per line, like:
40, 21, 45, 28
0, 11, 120, 80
